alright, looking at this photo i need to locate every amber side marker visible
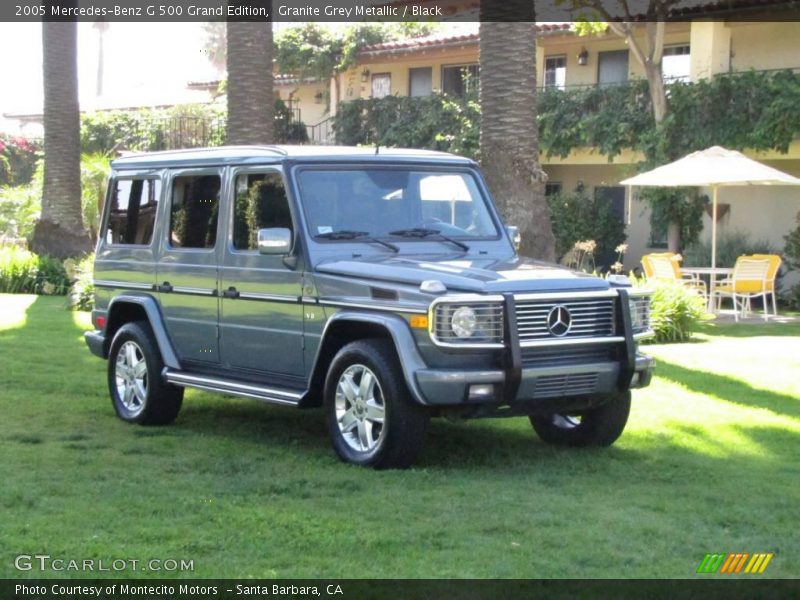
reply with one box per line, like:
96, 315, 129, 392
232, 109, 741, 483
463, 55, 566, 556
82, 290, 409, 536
409, 315, 429, 329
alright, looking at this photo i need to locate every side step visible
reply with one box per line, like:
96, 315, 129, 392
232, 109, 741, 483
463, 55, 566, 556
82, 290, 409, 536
163, 369, 303, 407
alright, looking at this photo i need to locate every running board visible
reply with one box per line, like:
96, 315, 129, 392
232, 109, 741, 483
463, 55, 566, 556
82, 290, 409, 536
162, 369, 303, 407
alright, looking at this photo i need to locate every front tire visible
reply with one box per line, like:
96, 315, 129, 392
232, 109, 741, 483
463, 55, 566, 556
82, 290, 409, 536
324, 339, 429, 469
530, 391, 631, 447
108, 321, 183, 425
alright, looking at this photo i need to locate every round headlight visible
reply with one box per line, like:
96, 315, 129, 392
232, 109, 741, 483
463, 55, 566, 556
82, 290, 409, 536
451, 306, 477, 338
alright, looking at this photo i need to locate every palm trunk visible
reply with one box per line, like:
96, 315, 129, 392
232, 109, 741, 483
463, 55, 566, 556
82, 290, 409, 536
479, 22, 555, 261
31, 20, 90, 259
226, 22, 274, 145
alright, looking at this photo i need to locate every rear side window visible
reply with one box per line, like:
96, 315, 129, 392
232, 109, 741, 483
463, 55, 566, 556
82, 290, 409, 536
104, 178, 161, 246
232, 172, 293, 251
169, 174, 221, 249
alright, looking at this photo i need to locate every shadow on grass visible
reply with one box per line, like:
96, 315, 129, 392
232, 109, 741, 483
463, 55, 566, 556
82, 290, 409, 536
655, 359, 800, 418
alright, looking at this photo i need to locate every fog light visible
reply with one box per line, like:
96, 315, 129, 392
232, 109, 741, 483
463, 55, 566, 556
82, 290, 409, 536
468, 384, 494, 400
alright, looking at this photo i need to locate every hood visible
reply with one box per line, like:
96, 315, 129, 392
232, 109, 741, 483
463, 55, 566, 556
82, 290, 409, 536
315, 254, 610, 294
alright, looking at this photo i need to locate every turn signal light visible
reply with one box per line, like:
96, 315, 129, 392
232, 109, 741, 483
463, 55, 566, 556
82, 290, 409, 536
409, 315, 429, 329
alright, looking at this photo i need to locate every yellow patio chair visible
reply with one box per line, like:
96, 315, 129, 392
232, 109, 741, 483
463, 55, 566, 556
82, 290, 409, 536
746, 254, 782, 316
641, 252, 706, 296
714, 257, 771, 321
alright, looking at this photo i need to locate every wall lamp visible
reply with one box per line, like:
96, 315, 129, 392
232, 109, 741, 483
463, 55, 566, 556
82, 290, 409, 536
360, 68, 370, 82
577, 48, 589, 66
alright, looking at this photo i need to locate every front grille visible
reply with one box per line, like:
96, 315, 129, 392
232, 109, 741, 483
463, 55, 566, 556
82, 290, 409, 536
521, 345, 615, 368
515, 298, 616, 342
533, 373, 599, 398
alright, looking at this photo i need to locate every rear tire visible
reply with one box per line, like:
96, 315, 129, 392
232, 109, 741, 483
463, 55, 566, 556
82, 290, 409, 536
530, 391, 631, 447
324, 339, 429, 469
108, 321, 183, 425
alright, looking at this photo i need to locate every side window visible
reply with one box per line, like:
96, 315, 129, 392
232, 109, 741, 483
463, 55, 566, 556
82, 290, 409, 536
104, 178, 161, 246
169, 174, 221, 249
232, 172, 293, 251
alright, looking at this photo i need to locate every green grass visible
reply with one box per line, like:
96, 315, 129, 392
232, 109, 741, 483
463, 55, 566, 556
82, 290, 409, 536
1, 294, 798, 579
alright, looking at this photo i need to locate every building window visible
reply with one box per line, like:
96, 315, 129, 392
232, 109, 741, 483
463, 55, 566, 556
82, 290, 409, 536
169, 174, 221, 249
598, 50, 629, 87
104, 178, 161, 246
232, 172, 293, 251
371, 73, 392, 98
545, 182, 563, 197
409, 67, 433, 97
544, 56, 566, 90
663, 44, 691, 82
442, 64, 479, 96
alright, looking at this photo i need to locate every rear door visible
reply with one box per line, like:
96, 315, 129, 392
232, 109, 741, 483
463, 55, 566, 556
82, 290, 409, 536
218, 167, 305, 379
156, 168, 224, 365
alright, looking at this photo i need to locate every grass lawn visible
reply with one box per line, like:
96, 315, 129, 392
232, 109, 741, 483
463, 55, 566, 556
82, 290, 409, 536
1, 294, 798, 579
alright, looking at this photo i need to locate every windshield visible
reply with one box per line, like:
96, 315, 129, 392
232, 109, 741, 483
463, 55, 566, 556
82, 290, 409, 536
298, 168, 499, 241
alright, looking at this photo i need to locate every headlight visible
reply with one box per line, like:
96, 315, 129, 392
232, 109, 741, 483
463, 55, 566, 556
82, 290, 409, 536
430, 299, 504, 347
628, 294, 651, 335
451, 306, 477, 338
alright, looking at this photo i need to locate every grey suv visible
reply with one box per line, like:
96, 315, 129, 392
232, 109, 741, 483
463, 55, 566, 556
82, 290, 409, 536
84, 146, 654, 468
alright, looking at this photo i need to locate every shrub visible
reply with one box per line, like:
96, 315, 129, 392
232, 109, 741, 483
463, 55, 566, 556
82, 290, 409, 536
634, 277, 709, 343
546, 186, 627, 270
0, 247, 69, 295
66, 253, 95, 311
332, 93, 480, 159
80, 153, 112, 242
682, 231, 775, 268
0, 134, 41, 186
0, 164, 42, 241
784, 211, 800, 309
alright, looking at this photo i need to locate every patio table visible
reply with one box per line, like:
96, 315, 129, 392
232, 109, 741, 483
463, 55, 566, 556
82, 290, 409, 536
682, 267, 733, 311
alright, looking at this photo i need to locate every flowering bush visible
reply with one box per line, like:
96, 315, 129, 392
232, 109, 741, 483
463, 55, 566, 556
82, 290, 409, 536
0, 134, 41, 186
631, 275, 710, 343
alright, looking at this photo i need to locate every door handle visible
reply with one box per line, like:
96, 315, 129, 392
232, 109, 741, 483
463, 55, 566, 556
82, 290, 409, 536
222, 286, 240, 299
157, 281, 173, 293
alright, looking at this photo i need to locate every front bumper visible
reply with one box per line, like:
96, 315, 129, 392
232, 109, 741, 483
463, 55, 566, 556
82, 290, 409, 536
415, 353, 654, 406
413, 288, 654, 407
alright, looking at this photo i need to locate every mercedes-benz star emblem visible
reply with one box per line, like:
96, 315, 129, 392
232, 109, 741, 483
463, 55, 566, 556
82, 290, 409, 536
546, 305, 572, 337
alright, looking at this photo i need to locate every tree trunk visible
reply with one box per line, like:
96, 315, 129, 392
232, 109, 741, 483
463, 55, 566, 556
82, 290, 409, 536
226, 22, 274, 145
31, 20, 90, 259
667, 222, 681, 253
644, 62, 667, 125
479, 23, 555, 262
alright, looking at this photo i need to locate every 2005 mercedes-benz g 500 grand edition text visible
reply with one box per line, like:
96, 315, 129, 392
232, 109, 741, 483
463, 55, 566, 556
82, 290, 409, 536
84, 146, 654, 468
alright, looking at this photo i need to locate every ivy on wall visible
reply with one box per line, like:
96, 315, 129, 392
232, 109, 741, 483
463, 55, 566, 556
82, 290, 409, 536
332, 68, 800, 249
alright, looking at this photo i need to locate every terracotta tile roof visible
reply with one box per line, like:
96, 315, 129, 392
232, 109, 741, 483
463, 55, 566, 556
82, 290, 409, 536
360, 23, 572, 55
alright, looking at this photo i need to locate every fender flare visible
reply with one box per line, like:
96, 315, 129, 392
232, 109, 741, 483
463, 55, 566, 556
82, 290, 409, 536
106, 294, 181, 369
309, 310, 429, 406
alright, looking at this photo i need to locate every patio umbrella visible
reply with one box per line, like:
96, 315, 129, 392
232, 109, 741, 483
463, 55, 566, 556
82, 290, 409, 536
620, 145, 800, 298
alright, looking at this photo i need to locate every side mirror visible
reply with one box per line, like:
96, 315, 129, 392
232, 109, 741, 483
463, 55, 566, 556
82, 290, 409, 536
257, 228, 292, 255
506, 225, 521, 251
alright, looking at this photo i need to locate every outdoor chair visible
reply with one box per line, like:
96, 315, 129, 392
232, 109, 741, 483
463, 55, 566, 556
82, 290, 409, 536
713, 257, 771, 321
746, 254, 782, 316
641, 252, 706, 296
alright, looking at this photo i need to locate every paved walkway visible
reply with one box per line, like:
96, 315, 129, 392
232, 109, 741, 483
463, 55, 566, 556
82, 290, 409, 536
710, 310, 800, 324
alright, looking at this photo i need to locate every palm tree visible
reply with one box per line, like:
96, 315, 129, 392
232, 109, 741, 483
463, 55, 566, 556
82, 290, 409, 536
226, 22, 274, 145
479, 22, 555, 261
31, 20, 90, 259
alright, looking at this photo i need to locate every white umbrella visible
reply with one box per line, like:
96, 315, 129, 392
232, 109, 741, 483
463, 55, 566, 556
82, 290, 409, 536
620, 146, 800, 298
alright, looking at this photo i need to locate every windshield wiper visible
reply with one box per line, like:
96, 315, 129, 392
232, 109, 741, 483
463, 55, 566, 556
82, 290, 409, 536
316, 230, 399, 253
389, 228, 470, 251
